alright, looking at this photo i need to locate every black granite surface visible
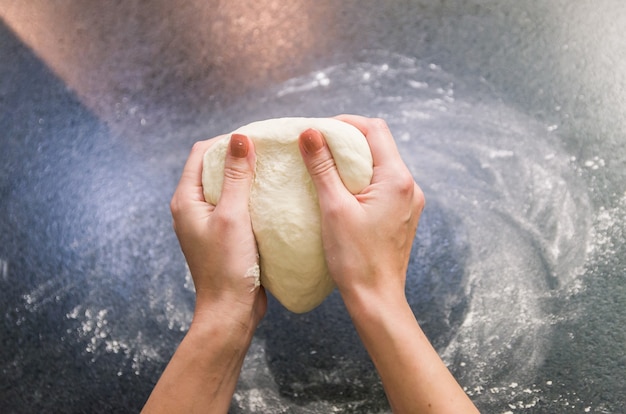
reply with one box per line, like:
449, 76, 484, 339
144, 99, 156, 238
1, 1, 625, 413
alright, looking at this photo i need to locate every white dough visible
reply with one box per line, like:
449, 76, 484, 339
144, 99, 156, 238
202, 117, 373, 313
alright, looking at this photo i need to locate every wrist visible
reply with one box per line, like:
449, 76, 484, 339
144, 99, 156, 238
337, 275, 409, 319
190, 296, 261, 347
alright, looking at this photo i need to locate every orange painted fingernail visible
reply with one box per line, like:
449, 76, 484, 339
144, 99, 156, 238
230, 134, 248, 158
301, 128, 324, 154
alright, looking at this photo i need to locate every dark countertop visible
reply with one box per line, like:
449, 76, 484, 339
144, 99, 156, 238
1, 1, 625, 412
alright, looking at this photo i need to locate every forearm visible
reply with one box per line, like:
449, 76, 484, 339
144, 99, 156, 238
342, 287, 478, 414
142, 314, 255, 414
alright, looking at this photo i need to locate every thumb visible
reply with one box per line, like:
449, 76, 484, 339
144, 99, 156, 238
217, 133, 255, 209
299, 128, 350, 206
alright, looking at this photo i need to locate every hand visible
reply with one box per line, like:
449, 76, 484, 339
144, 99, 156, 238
144, 134, 266, 414
298, 116, 478, 413
170, 133, 266, 331
298, 115, 424, 306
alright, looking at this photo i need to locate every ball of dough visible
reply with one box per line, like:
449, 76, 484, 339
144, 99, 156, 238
202, 117, 373, 313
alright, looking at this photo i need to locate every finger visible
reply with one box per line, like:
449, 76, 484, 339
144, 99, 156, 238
299, 128, 351, 207
214, 134, 256, 213
171, 138, 219, 220
334, 115, 403, 170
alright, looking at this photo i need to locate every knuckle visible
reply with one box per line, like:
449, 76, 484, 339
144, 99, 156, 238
212, 208, 240, 232
169, 196, 186, 234
190, 140, 207, 155
413, 184, 426, 213
170, 193, 183, 217
388, 171, 425, 214
370, 117, 390, 132
309, 154, 337, 179
223, 164, 250, 182
322, 195, 350, 220
391, 169, 416, 196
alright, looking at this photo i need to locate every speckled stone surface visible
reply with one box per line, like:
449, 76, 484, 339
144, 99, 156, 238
1, 1, 625, 412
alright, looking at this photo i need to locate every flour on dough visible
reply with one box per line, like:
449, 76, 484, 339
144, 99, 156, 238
202, 117, 373, 313
244, 263, 261, 292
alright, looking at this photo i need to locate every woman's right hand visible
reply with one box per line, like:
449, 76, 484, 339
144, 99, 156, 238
298, 115, 478, 413
298, 115, 425, 307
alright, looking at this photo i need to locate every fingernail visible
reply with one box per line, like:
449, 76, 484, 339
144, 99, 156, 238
301, 128, 324, 154
230, 134, 249, 158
